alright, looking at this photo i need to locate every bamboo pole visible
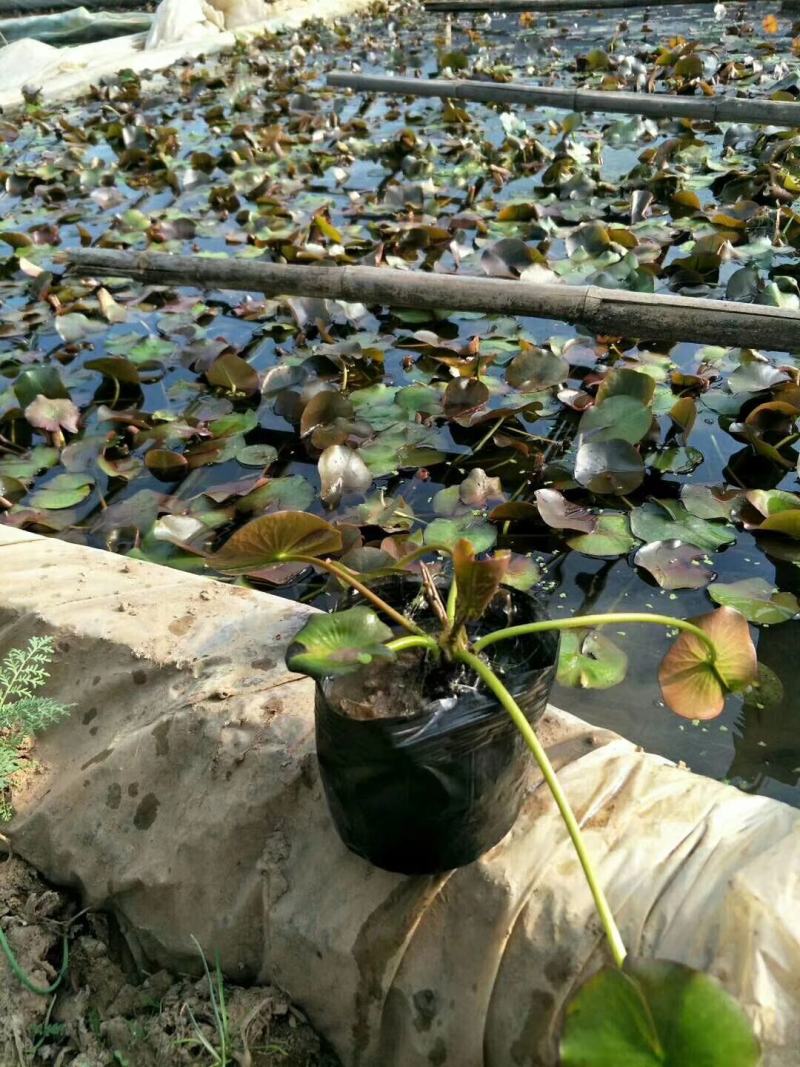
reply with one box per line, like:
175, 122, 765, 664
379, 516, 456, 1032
66, 248, 800, 352
327, 72, 800, 128
425, 0, 740, 12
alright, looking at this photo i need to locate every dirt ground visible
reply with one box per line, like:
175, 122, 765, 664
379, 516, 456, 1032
0, 850, 340, 1067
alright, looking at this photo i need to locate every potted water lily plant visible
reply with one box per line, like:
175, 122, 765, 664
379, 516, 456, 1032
211, 510, 762, 1066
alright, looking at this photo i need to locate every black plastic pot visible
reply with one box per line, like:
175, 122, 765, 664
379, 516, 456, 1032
312, 582, 559, 875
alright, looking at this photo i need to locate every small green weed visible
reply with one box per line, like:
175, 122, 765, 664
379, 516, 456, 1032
0, 636, 71, 819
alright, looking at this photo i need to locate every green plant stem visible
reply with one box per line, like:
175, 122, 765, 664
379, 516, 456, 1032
455, 649, 627, 969
446, 577, 458, 625
387, 635, 440, 655
473, 612, 718, 664
0, 927, 69, 996
295, 556, 425, 637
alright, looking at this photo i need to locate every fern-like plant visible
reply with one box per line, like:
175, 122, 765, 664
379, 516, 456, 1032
0, 636, 71, 820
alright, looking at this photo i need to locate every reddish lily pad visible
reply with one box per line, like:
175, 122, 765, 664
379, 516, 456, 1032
634, 540, 714, 590
658, 607, 757, 720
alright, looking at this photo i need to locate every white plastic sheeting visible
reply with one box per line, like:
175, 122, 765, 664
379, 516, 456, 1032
0, 527, 798, 1067
0, 0, 366, 109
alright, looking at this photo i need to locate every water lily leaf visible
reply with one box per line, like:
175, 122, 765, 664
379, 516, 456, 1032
561, 958, 761, 1067
424, 516, 497, 553
595, 368, 655, 406
319, 445, 372, 507
681, 485, 741, 520
286, 606, 395, 679
630, 502, 735, 551
84, 357, 141, 384
212, 512, 342, 573
481, 238, 536, 278
55, 313, 105, 343
300, 391, 354, 439
728, 356, 788, 393
206, 351, 260, 395
646, 446, 704, 474
453, 540, 509, 627
145, 449, 188, 481
574, 440, 645, 495
29, 473, 94, 509
659, 606, 757, 719
634, 540, 714, 590
0, 475, 26, 504
579, 396, 652, 445
567, 514, 637, 558
557, 630, 628, 689
443, 378, 490, 421
535, 489, 596, 533
0, 446, 59, 481
14, 366, 68, 408
741, 489, 800, 539
236, 444, 278, 468
506, 349, 569, 391
25, 395, 80, 435
459, 468, 504, 508
709, 579, 799, 625
237, 476, 315, 515
502, 554, 541, 591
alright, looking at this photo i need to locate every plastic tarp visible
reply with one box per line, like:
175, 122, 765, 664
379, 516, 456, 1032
0, 7, 151, 45
145, 0, 266, 45
0, 527, 798, 1067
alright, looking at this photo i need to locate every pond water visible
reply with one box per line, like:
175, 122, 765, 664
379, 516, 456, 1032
0, 0, 798, 802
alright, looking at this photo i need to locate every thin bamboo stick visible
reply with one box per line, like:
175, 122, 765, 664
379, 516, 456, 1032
425, 0, 739, 12
67, 248, 800, 352
327, 71, 800, 128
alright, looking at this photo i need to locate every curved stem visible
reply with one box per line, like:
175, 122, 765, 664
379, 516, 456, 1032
473, 612, 718, 664
455, 649, 627, 969
0, 927, 69, 996
387, 635, 440, 656
295, 556, 425, 637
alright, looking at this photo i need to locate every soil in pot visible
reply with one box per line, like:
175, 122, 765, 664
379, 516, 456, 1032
313, 583, 559, 875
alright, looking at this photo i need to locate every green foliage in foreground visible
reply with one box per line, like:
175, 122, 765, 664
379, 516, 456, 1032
0, 636, 70, 819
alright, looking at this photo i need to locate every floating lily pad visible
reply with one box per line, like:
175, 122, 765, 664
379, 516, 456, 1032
424, 516, 497, 553
574, 440, 645, 496
567, 514, 637, 558
579, 395, 652, 445
708, 578, 799, 625
557, 630, 628, 689
29, 473, 94, 509
630, 502, 735, 552
634, 540, 714, 590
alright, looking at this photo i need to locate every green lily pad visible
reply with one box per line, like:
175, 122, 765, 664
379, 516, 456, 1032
579, 395, 652, 445
561, 958, 760, 1067
424, 516, 497, 554
630, 503, 735, 552
574, 440, 645, 496
708, 578, 799, 625
0, 446, 59, 481
29, 473, 94, 509
286, 606, 395, 678
557, 630, 628, 689
236, 444, 278, 468
237, 476, 315, 515
567, 514, 638, 558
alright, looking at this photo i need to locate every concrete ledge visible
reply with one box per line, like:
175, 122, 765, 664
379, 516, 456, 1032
1, 526, 798, 1066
